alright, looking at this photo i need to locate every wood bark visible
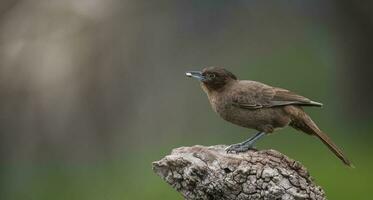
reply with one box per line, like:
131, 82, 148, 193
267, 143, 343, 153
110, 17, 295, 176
153, 145, 326, 200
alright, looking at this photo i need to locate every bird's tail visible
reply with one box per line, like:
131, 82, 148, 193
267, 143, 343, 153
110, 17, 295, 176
288, 107, 353, 167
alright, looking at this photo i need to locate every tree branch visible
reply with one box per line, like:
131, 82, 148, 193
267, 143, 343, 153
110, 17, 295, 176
153, 145, 326, 200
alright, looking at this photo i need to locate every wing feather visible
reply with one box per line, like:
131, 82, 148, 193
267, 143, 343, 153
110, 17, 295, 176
232, 81, 322, 109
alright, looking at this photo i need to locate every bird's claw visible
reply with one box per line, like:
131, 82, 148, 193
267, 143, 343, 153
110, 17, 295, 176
225, 143, 254, 154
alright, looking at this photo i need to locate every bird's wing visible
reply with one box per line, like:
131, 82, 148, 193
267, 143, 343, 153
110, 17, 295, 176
232, 81, 322, 109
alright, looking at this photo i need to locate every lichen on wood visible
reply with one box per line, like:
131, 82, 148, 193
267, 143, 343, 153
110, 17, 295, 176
153, 145, 326, 200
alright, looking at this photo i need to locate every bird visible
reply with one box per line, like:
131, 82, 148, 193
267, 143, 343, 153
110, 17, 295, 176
186, 66, 352, 167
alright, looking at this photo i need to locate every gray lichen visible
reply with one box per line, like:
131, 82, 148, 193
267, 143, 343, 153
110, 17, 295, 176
153, 145, 326, 200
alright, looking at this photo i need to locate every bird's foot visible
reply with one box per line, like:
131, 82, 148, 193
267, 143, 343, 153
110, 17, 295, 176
225, 143, 255, 154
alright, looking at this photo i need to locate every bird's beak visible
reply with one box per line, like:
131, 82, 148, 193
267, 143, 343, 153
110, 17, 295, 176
185, 71, 205, 81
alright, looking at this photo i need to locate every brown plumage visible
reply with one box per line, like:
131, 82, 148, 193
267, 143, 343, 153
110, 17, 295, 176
186, 66, 352, 167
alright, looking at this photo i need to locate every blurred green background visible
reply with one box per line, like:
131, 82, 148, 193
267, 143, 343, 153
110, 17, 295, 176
0, 0, 372, 199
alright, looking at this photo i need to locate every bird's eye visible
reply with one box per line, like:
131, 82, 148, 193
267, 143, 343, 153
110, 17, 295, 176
207, 73, 216, 79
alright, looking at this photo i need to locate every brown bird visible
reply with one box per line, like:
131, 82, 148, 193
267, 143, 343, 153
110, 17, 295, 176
186, 66, 352, 167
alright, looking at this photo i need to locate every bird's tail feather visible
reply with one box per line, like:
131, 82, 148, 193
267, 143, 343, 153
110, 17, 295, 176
290, 109, 353, 167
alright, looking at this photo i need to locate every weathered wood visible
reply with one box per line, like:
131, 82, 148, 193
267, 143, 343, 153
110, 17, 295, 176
153, 145, 326, 200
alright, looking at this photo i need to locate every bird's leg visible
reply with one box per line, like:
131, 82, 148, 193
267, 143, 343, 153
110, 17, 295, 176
226, 132, 266, 153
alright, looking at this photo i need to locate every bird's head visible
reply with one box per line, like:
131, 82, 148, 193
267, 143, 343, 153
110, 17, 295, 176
186, 67, 237, 91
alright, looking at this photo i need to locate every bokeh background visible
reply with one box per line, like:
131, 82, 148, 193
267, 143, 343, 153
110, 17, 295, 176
0, 0, 372, 199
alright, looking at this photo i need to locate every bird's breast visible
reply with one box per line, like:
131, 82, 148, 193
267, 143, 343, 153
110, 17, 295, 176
208, 94, 239, 121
